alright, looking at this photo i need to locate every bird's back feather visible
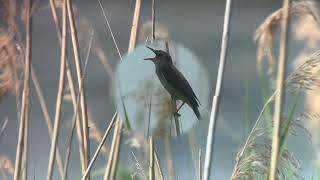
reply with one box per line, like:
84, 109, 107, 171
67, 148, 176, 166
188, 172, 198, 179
156, 64, 201, 119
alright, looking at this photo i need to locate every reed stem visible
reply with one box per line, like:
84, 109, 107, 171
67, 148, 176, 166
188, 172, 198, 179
149, 137, 155, 180
46, 0, 67, 178
31, 66, 65, 177
81, 113, 117, 180
203, 0, 233, 179
67, 0, 90, 176
128, 0, 142, 53
269, 0, 291, 179
48, 0, 86, 173
13, 0, 32, 179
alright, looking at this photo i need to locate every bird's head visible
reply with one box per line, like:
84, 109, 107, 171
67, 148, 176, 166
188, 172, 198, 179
144, 46, 172, 65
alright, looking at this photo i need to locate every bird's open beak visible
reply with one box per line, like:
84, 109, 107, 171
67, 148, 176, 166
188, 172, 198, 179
146, 46, 156, 53
144, 46, 156, 60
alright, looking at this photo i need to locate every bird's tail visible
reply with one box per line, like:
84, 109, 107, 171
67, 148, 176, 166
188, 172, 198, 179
192, 106, 201, 120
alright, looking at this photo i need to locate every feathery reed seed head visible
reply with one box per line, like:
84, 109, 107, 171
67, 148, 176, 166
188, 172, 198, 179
255, 1, 320, 87
0, 0, 22, 98
139, 21, 170, 41
0, 156, 14, 175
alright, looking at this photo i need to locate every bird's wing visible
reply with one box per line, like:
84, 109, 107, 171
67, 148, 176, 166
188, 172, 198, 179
159, 65, 200, 106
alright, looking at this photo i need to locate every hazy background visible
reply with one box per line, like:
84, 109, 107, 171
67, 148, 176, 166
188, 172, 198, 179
0, 0, 315, 179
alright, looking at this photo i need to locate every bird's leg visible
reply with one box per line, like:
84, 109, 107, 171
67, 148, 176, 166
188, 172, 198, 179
176, 102, 185, 112
174, 102, 185, 117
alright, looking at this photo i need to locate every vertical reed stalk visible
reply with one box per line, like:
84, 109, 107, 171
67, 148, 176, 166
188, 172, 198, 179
72, 79, 86, 173
96, 0, 142, 178
154, 151, 164, 180
64, 56, 86, 175
48, 0, 86, 173
173, 114, 181, 137
46, 0, 67, 178
269, 0, 291, 179
67, 0, 90, 175
128, 0, 141, 52
149, 137, 155, 180
199, 149, 202, 180
203, 0, 233, 179
13, 0, 32, 179
31, 66, 65, 177
150, 3, 156, 179
110, 121, 123, 179
63, 30, 95, 180
22, 102, 29, 180
103, 120, 120, 180
147, 90, 153, 136
0, 118, 8, 141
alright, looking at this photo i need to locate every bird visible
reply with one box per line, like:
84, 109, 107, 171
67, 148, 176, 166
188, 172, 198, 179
144, 46, 201, 120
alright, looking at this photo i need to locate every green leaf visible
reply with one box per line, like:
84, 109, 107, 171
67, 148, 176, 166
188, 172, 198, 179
120, 96, 132, 130
279, 91, 301, 154
117, 77, 132, 130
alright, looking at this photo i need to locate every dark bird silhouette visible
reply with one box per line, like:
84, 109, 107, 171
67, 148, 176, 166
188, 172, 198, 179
144, 46, 201, 120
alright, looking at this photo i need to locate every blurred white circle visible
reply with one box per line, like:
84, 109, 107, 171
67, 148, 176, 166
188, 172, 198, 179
112, 40, 209, 138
